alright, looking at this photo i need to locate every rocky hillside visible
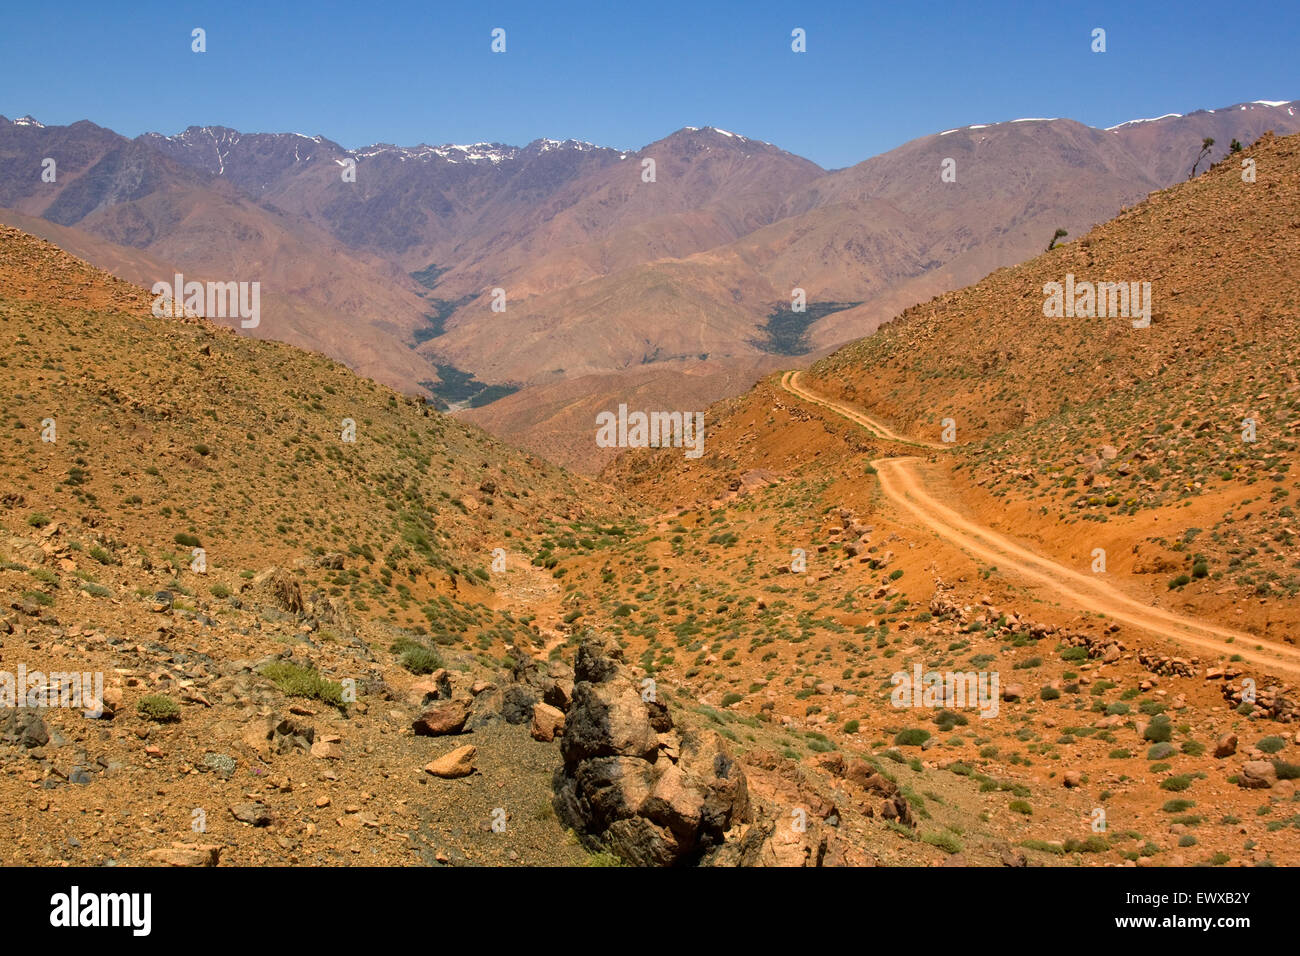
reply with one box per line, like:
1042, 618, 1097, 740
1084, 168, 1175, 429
0, 225, 631, 865
805, 130, 1300, 629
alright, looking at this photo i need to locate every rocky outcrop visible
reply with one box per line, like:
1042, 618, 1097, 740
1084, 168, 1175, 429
552, 638, 750, 866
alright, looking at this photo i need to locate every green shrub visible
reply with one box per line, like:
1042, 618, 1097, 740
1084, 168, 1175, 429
261, 661, 346, 707
1273, 760, 1300, 781
921, 831, 962, 854
1063, 836, 1110, 853
137, 694, 180, 722
1143, 718, 1173, 743
400, 645, 441, 675
894, 728, 931, 746
1160, 774, 1193, 792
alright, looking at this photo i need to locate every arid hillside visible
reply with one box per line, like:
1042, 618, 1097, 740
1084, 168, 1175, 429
594, 132, 1300, 867
0, 225, 645, 866
806, 131, 1300, 635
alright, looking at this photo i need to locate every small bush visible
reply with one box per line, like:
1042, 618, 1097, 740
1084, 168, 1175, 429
261, 661, 346, 707
1143, 718, 1173, 743
894, 728, 931, 746
1063, 836, 1110, 853
921, 831, 962, 854
400, 645, 442, 675
1273, 760, 1300, 781
137, 694, 180, 722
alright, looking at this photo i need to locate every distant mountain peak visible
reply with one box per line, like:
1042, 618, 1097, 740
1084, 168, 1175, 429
13, 115, 45, 128
1106, 98, 1295, 131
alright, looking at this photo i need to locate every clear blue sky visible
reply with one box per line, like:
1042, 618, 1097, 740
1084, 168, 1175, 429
3, 0, 1297, 169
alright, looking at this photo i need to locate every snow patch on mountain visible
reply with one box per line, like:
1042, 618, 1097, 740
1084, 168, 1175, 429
1105, 113, 1182, 131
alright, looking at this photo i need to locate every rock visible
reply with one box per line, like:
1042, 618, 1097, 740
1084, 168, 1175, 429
272, 717, 315, 754
412, 699, 470, 736
560, 680, 658, 763
574, 640, 621, 683
553, 638, 750, 866
241, 719, 276, 756
151, 590, 174, 612
1001, 684, 1024, 702
408, 670, 453, 706
1214, 734, 1238, 758
425, 744, 477, 779
531, 702, 566, 742
310, 736, 343, 759
1063, 770, 1082, 788
500, 685, 537, 725
230, 802, 273, 827
146, 843, 222, 867
1240, 760, 1277, 789
2, 709, 49, 748
998, 844, 1027, 867
202, 753, 237, 779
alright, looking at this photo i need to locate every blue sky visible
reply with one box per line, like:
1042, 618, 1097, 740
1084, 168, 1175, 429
3, 0, 1297, 169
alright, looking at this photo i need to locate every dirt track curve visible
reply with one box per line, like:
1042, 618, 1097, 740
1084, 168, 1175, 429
780, 371, 1300, 677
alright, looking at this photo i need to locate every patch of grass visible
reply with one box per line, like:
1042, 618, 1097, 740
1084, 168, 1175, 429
261, 660, 347, 708
137, 694, 180, 722
921, 830, 962, 854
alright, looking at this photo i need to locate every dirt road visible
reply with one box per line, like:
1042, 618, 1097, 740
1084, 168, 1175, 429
780, 371, 1300, 677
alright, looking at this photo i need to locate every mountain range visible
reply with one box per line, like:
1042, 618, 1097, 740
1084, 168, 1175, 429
2, 99, 1297, 469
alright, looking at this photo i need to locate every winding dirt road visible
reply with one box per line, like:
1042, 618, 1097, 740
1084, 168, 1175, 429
780, 371, 1300, 677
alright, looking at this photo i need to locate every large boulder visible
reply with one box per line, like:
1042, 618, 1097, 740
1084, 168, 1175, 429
553, 638, 750, 866
412, 699, 470, 736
